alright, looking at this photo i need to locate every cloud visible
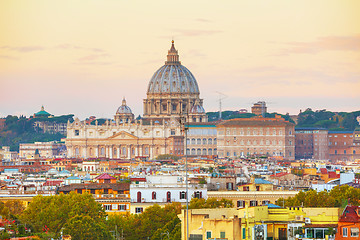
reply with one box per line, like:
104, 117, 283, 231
0, 55, 18, 60
0, 45, 45, 52
0, 44, 106, 55
278, 35, 360, 54
55, 44, 104, 52
158, 29, 222, 39
175, 29, 222, 37
195, 18, 211, 23
78, 53, 110, 62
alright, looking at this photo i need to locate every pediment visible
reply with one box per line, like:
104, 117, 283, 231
107, 131, 138, 140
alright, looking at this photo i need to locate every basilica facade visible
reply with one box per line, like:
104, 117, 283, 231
65, 41, 207, 160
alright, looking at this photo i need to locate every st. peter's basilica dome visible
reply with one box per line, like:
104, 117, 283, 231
147, 41, 200, 95
143, 41, 207, 122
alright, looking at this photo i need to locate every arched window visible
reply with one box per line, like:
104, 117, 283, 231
122, 147, 126, 155
197, 149, 201, 155
203, 138, 207, 144
137, 192, 142, 203
187, 138, 190, 145
208, 138, 212, 144
191, 149, 195, 155
191, 139, 196, 145
214, 138, 217, 144
100, 147, 105, 155
197, 138, 201, 145
166, 191, 171, 203
208, 149, 212, 155
186, 149, 190, 155
202, 149, 207, 155
152, 191, 156, 200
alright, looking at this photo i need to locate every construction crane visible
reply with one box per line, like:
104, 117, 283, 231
216, 91, 227, 120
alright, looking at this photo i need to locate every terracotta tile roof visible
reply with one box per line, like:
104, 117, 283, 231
58, 182, 129, 192
95, 173, 116, 180
339, 205, 360, 222
320, 168, 328, 174
271, 172, 289, 177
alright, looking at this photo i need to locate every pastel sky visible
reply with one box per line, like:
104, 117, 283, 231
1, 0, 359, 119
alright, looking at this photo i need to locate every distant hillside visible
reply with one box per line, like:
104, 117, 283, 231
0, 115, 73, 151
207, 109, 360, 131
206, 111, 295, 123
296, 108, 360, 131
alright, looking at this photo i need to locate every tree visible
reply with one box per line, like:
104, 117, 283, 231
20, 192, 109, 240
107, 203, 182, 240
188, 198, 233, 209
276, 186, 360, 207
4, 200, 25, 217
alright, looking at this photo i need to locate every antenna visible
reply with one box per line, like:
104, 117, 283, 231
216, 91, 227, 120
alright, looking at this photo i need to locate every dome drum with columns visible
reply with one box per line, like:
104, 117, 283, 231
143, 41, 207, 123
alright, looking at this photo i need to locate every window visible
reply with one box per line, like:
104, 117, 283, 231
343, 227, 348, 237
208, 138, 212, 144
104, 204, 112, 211
237, 200, 244, 208
203, 138, 207, 144
152, 191, 156, 200
206, 231, 212, 239
250, 200, 258, 206
197, 138, 201, 144
194, 191, 202, 199
220, 232, 225, 238
191, 138, 196, 144
90, 189, 95, 194
101, 147, 105, 155
135, 207, 143, 213
351, 227, 359, 237
118, 204, 126, 211
75, 130, 79, 136
171, 130, 175, 135
180, 191, 186, 199
77, 189, 82, 194
243, 186, 249, 191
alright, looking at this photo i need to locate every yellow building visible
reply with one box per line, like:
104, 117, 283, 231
208, 190, 298, 208
179, 206, 339, 240
238, 178, 274, 192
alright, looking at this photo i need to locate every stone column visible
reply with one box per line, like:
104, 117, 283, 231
139, 146, 143, 156
150, 145, 153, 159
117, 146, 120, 158
109, 145, 113, 159
128, 145, 131, 160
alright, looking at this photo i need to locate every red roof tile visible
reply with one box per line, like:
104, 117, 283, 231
95, 173, 116, 180
320, 168, 328, 174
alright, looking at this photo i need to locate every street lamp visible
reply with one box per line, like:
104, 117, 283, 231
179, 112, 189, 240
